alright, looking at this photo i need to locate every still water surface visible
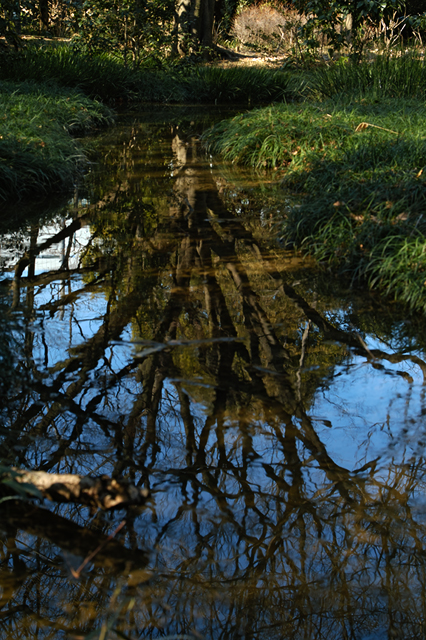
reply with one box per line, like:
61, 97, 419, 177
1, 108, 426, 639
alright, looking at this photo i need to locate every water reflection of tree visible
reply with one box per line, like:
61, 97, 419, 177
1, 121, 426, 639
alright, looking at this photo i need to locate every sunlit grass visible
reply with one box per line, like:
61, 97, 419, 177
0, 81, 113, 201
203, 102, 351, 169
204, 95, 426, 311
311, 52, 426, 100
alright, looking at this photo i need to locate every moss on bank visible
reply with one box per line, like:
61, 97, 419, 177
204, 95, 426, 312
0, 81, 113, 201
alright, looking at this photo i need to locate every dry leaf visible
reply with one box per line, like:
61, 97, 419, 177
395, 212, 408, 222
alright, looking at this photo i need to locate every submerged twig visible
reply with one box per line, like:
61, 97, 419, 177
70, 520, 126, 578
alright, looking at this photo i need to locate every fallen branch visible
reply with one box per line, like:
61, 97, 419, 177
2, 468, 149, 509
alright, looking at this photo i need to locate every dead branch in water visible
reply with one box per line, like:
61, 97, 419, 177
2, 468, 149, 509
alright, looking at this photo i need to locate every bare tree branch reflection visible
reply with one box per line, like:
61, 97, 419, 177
1, 117, 426, 639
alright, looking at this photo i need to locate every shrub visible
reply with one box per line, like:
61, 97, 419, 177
231, 2, 307, 54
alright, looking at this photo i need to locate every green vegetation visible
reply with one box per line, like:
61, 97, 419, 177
0, 0, 425, 307
290, 0, 426, 58
0, 46, 141, 101
204, 55, 426, 312
0, 44, 296, 201
311, 52, 426, 100
0, 44, 298, 104
4, 45, 426, 311
171, 63, 298, 104
0, 81, 113, 200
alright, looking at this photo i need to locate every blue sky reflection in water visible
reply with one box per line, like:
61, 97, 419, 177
1, 109, 426, 639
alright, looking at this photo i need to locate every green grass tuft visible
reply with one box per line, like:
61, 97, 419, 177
0, 81, 114, 201
185, 65, 298, 103
0, 46, 139, 101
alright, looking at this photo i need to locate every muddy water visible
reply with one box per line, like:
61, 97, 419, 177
1, 108, 426, 640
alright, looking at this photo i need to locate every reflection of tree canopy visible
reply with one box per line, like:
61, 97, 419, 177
1, 116, 426, 639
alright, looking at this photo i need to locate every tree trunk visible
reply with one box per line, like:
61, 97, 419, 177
39, 0, 49, 29
174, 0, 216, 56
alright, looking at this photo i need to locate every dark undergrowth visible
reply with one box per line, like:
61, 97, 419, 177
0, 45, 300, 104
0, 46, 140, 102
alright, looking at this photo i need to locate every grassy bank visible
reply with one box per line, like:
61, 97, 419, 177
0, 46, 139, 102
0, 44, 298, 202
204, 62, 426, 311
0, 81, 113, 201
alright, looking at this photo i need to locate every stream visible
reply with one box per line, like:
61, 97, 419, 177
1, 107, 426, 640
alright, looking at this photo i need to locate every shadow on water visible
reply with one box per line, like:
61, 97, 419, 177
1, 107, 426, 639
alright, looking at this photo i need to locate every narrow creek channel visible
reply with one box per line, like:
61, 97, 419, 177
1, 107, 426, 640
